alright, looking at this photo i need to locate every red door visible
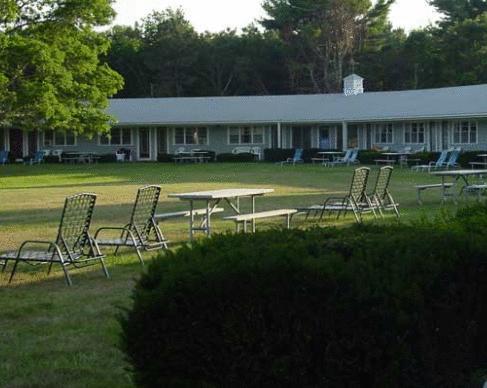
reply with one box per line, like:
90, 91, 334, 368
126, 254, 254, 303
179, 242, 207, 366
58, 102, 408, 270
9, 129, 23, 159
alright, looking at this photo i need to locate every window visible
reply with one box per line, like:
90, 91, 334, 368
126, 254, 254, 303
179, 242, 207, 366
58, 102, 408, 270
405, 122, 425, 144
99, 128, 132, 145
453, 121, 477, 144
174, 128, 208, 145
43, 130, 76, 146
228, 127, 264, 144
374, 123, 393, 144
0, 129, 4, 150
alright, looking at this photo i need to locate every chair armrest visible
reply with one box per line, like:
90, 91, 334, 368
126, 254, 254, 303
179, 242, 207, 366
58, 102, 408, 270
16, 240, 63, 259
323, 197, 346, 206
94, 226, 133, 240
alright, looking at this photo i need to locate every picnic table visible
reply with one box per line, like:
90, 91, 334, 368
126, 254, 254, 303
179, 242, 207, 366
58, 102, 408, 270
376, 152, 414, 167
62, 152, 100, 164
168, 188, 274, 240
173, 150, 211, 163
430, 169, 487, 201
312, 151, 343, 164
469, 154, 487, 169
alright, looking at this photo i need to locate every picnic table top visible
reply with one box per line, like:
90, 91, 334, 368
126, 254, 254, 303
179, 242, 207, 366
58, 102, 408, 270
169, 188, 274, 200
381, 152, 412, 156
317, 151, 343, 155
430, 169, 487, 176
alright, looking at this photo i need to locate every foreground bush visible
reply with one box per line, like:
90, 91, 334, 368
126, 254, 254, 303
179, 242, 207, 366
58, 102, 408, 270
121, 206, 487, 387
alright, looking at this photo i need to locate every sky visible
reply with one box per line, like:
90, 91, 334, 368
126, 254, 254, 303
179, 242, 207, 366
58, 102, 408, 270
111, 0, 441, 32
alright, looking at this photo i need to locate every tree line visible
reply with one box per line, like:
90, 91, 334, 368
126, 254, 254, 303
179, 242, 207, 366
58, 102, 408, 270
106, 0, 487, 98
1, 0, 487, 136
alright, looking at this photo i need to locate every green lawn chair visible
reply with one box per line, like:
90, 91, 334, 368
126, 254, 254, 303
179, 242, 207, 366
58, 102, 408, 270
94, 185, 168, 264
1, 193, 108, 286
368, 166, 400, 218
298, 167, 371, 223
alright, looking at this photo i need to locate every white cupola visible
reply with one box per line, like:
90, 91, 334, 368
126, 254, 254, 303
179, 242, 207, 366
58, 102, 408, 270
343, 74, 364, 96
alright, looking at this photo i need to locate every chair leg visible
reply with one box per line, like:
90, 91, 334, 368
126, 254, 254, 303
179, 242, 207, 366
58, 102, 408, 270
134, 248, 144, 266
8, 260, 19, 284
60, 263, 73, 286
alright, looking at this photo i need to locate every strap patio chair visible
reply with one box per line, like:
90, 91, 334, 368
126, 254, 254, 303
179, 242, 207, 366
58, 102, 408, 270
279, 148, 304, 165
368, 166, 400, 218
326, 149, 357, 167
444, 148, 461, 169
26, 151, 45, 165
411, 150, 449, 172
94, 185, 168, 265
0, 193, 108, 286
298, 167, 371, 223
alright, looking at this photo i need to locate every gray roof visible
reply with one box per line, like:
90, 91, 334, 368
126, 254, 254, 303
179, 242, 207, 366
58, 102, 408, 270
108, 84, 487, 126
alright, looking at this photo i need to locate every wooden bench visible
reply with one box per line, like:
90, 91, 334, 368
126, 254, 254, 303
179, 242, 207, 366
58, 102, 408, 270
374, 159, 396, 165
155, 207, 224, 221
224, 209, 298, 232
415, 183, 454, 204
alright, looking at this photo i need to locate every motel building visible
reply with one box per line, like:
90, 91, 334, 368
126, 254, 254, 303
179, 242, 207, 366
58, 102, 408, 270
1, 75, 487, 161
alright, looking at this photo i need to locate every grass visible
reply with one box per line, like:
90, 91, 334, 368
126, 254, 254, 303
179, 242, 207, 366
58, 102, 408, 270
0, 162, 464, 387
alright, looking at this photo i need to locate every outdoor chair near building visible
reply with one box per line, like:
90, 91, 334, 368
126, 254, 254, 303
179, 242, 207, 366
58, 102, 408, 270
0, 150, 9, 165
25, 151, 45, 165
0, 193, 109, 286
233, 146, 262, 160
326, 149, 359, 167
94, 185, 168, 265
368, 166, 400, 218
279, 148, 304, 166
411, 150, 450, 172
444, 148, 462, 169
297, 167, 371, 223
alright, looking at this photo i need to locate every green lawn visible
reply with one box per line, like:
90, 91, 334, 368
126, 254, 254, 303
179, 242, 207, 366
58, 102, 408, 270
0, 162, 465, 387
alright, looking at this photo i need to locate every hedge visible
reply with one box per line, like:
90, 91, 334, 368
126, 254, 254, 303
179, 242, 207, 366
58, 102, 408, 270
216, 152, 256, 162
121, 206, 487, 387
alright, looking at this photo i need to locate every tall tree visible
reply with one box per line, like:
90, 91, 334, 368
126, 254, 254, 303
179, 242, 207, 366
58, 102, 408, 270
429, 0, 487, 22
261, 0, 394, 93
0, 0, 123, 135
141, 9, 199, 97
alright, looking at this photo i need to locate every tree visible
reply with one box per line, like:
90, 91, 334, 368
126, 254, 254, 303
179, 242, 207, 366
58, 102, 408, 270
429, 0, 487, 23
261, 0, 394, 93
0, 0, 123, 135
141, 9, 200, 97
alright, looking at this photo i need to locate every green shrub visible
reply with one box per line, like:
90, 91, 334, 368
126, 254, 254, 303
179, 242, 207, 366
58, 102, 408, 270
121, 207, 487, 387
263, 148, 293, 162
157, 153, 175, 162
216, 153, 256, 162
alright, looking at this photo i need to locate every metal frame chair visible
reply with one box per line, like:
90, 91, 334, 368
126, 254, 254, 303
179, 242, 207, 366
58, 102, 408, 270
280, 148, 304, 165
299, 167, 371, 223
368, 166, 400, 218
411, 150, 449, 172
94, 185, 168, 265
1, 193, 108, 286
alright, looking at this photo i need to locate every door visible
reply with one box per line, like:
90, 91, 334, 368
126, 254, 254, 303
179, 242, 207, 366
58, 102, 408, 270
157, 128, 168, 155
318, 126, 331, 149
27, 131, 38, 156
292, 126, 311, 149
9, 129, 23, 159
138, 128, 151, 160
347, 125, 360, 149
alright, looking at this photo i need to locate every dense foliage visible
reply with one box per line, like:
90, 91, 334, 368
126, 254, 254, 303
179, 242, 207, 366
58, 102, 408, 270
121, 206, 487, 387
0, 0, 123, 135
107, 0, 487, 98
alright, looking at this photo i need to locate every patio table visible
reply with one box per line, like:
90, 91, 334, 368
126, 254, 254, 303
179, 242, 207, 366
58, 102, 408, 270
430, 169, 487, 201
169, 188, 274, 240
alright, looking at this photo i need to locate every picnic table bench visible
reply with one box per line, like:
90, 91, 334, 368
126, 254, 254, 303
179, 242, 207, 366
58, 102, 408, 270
155, 207, 224, 221
415, 183, 454, 204
224, 209, 297, 232
374, 159, 396, 165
